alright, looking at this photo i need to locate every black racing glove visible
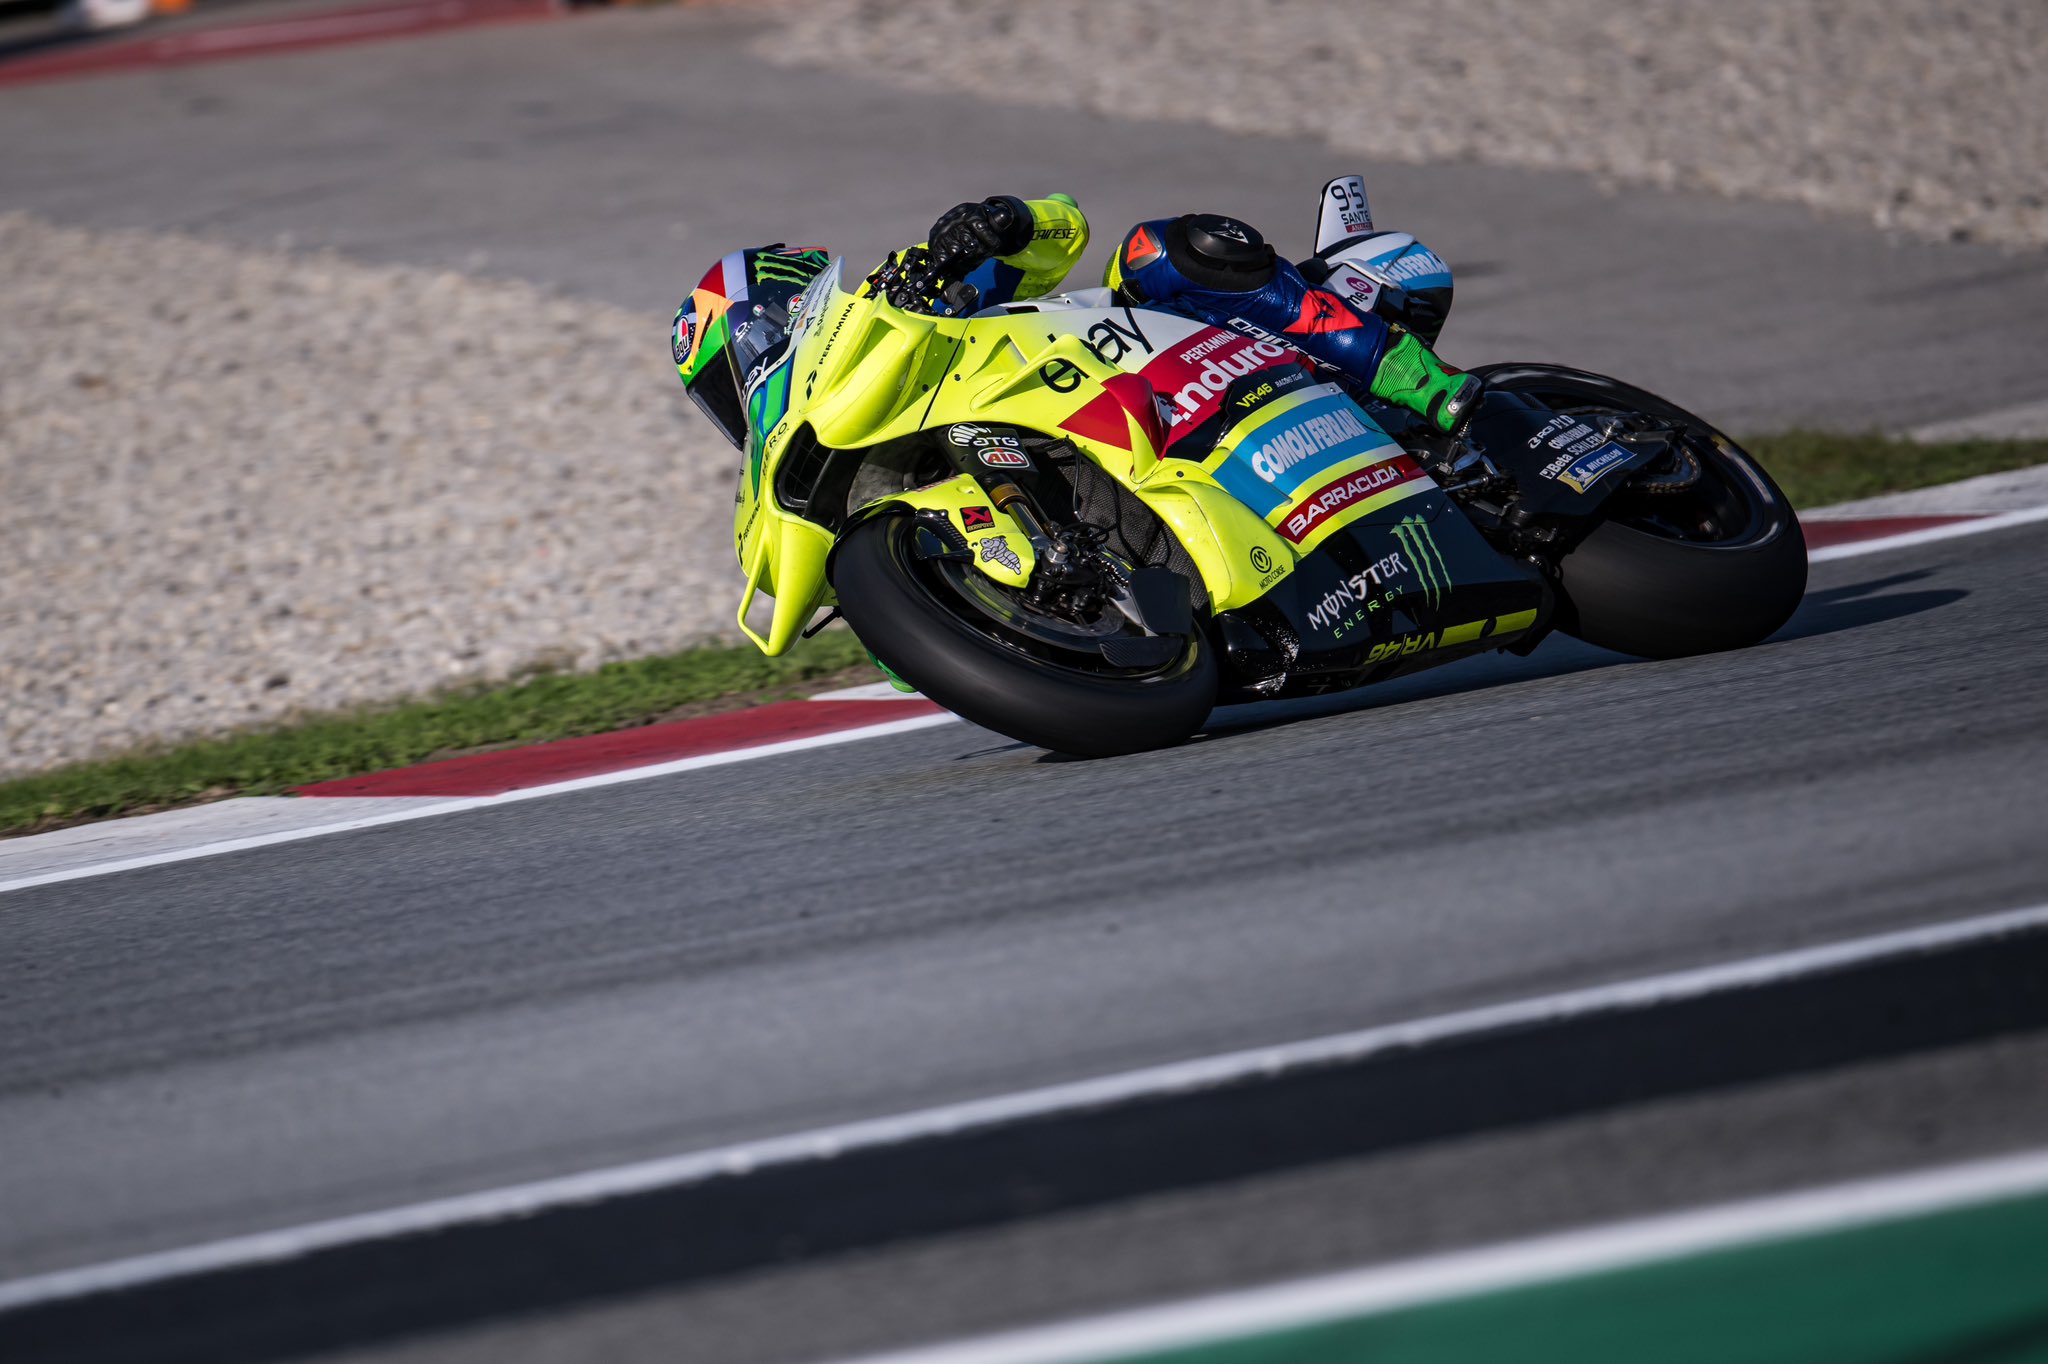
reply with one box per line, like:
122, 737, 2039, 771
927, 196, 1033, 275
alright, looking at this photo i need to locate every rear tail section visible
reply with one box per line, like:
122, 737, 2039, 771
1315, 174, 1374, 253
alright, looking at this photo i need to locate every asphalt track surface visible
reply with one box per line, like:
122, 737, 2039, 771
5, 6, 2048, 432
5, 520, 2048, 1353
6, 9, 2048, 1360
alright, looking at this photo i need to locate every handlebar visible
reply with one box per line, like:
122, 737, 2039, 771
865, 246, 981, 317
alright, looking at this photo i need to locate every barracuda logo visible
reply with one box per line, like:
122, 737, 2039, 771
1390, 515, 1452, 608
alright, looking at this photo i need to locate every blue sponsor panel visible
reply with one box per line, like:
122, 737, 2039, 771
1211, 391, 1402, 519
1361, 240, 1453, 294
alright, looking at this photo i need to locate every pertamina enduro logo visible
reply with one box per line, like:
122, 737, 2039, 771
671, 307, 694, 368
1140, 329, 1293, 431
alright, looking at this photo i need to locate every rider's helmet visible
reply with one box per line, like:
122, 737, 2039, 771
1105, 213, 1278, 303
674, 245, 831, 450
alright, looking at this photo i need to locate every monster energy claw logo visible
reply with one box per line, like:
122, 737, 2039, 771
754, 250, 824, 285
1390, 515, 1452, 608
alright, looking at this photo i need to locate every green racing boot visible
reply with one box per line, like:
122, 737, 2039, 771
868, 649, 918, 694
1369, 328, 1483, 435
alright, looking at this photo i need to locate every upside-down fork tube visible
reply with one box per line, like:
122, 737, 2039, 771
985, 481, 1058, 567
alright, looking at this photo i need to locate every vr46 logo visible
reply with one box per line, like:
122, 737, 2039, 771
1368, 632, 1442, 663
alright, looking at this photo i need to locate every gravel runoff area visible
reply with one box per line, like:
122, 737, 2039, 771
0, 213, 737, 777
764, 0, 2048, 251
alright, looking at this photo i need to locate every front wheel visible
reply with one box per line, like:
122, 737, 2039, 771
1475, 364, 1808, 659
829, 516, 1218, 757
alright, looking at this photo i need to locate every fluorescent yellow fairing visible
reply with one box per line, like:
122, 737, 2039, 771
730, 247, 1407, 655
882, 476, 1037, 589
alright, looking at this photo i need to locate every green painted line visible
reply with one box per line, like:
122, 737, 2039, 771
1118, 1188, 2048, 1364
1435, 620, 1485, 648
1489, 609, 1539, 636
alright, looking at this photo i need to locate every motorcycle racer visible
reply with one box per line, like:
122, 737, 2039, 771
672, 191, 1480, 453
921, 194, 1483, 436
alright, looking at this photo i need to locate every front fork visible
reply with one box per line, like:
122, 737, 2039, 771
938, 428, 1137, 618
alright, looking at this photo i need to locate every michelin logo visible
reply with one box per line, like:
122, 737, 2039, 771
1547, 444, 1632, 493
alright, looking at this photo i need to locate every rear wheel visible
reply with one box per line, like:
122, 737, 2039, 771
830, 516, 1217, 757
1476, 364, 1807, 659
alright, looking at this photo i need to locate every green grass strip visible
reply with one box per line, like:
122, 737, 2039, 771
4, 434, 2043, 837
1744, 431, 2048, 509
1115, 1184, 2048, 1364
0, 631, 877, 836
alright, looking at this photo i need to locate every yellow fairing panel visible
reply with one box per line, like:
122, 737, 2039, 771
730, 259, 1370, 653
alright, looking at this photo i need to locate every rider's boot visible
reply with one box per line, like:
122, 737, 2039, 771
1370, 328, 1483, 435
868, 650, 918, 694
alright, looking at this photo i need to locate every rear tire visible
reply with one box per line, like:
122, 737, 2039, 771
830, 516, 1218, 757
1476, 364, 1807, 659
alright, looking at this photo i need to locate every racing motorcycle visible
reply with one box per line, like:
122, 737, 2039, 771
726, 176, 1807, 757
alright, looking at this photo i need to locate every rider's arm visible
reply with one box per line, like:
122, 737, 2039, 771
907, 194, 1091, 307
983, 193, 1089, 301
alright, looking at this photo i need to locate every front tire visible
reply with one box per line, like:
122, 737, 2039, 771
830, 516, 1217, 757
1476, 364, 1807, 659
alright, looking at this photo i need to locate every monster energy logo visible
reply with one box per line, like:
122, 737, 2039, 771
1305, 543, 1407, 633
1390, 515, 1452, 609
754, 253, 822, 285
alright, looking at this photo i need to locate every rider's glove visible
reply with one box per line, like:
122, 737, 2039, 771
928, 196, 1033, 274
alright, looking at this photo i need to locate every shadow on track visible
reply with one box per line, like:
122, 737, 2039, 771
1775, 568, 1968, 644
1016, 566, 1965, 764
1189, 566, 1968, 750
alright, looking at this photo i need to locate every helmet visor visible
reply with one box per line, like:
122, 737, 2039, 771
729, 299, 793, 394
687, 361, 748, 449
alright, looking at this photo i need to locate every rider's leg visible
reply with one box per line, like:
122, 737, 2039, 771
1109, 213, 1483, 435
1368, 326, 1483, 436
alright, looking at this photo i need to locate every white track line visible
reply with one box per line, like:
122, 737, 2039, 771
2, 898, 2043, 1314
1810, 503, 2048, 562
1908, 396, 2048, 443
0, 712, 958, 896
7, 505, 2040, 896
836, 1148, 2048, 1364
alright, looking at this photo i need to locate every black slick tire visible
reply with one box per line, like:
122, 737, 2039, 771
830, 516, 1218, 757
1477, 364, 1808, 660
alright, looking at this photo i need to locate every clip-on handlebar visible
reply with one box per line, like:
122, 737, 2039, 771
866, 246, 981, 317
